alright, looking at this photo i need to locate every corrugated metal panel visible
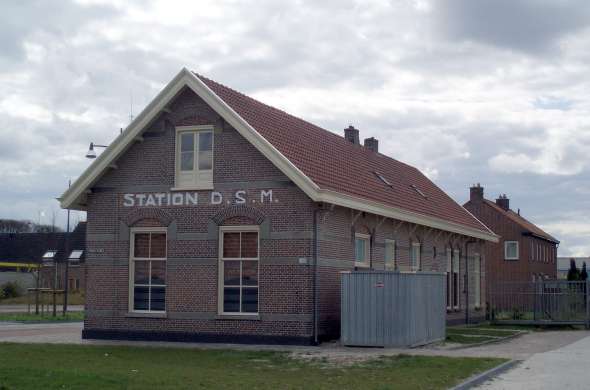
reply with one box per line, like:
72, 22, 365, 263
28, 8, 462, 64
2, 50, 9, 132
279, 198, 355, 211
341, 271, 446, 347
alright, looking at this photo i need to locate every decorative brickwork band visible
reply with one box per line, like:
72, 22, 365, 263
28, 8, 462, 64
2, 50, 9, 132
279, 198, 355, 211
211, 205, 267, 226
123, 208, 174, 227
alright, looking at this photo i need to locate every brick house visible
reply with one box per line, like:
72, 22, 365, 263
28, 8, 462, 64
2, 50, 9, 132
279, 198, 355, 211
464, 184, 559, 296
0, 222, 87, 292
60, 68, 497, 345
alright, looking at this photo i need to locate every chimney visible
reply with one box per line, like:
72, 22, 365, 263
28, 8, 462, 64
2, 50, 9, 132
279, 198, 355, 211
344, 125, 359, 145
496, 194, 510, 211
469, 183, 484, 203
364, 137, 379, 153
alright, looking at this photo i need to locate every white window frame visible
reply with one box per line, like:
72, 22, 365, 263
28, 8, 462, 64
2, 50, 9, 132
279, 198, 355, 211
218, 225, 260, 316
173, 125, 214, 190
474, 253, 481, 309
410, 242, 421, 272
384, 239, 396, 271
129, 227, 167, 314
446, 249, 452, 310
354, 233, 371, 268
505, 241, 519, 260
452, 249, 460, 309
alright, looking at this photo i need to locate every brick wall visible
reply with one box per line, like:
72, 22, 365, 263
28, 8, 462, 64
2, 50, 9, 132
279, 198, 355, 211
84, 88, 486, 344
464, 200, 558, 305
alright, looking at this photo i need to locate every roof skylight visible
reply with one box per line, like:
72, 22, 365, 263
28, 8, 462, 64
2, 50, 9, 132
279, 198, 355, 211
42, 251, 57, 259
374, 171, 392, 187
411, 184, 428, 199
69, 250, 84, 260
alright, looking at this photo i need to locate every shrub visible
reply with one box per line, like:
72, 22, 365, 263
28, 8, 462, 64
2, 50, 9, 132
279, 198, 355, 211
1, 281, 21, 299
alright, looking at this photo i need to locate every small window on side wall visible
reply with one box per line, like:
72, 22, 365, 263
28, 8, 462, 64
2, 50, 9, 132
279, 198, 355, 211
175, 126, 214, 190
410, 242, 421, 272
504, 241, 519, 260
355, 233, 370, 268
384, 240, 396, 270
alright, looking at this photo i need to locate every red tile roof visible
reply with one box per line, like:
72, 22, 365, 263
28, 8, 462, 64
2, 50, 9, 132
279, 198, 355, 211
197, 73, 492, 235
483, 200, 559, 243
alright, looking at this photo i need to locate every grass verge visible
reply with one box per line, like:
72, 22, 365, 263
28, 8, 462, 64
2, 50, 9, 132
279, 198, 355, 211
0, 311, 84, 322
0, 292, 85, 305
0, 343, 506, 390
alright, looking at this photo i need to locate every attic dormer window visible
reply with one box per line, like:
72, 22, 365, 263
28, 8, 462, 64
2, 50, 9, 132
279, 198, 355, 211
175, 126, 213, 190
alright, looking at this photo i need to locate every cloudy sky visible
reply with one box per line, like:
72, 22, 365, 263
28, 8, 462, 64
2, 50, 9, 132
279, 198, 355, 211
0, 0, 589, 255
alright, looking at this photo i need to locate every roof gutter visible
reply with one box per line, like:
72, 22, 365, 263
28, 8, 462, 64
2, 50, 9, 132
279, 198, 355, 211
522, 231, 560, 245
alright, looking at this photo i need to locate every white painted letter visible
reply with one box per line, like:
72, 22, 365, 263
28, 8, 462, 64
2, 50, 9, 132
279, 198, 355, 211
211, 191, 223, 205
235, 190, 246, 204
155, 193, 166, 206
123, 194, 135, 207
145, 194, 156, 207
261, 190, 273, 203
186, 192, 198, 205
136, 194, 147, 207
172, 193, 184, 206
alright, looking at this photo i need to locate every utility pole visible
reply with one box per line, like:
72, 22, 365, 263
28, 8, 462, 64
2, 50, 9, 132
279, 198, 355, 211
63, 180, 71, 315
52, 255, 57, 317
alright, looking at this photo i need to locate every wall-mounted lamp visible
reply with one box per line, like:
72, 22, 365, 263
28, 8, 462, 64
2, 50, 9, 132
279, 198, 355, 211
85, 142, 108, 159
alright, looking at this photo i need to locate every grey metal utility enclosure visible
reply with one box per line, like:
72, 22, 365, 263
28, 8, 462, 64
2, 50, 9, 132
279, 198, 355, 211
341, 271, 446, 347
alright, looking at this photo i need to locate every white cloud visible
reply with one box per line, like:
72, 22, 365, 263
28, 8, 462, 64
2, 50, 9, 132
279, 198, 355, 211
0, 0, 589, 254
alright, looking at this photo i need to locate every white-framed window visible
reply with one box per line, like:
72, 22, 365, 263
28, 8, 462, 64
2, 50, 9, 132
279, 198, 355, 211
453, 249, 460, 309
384, 239, 396, 270
355, 233, 370, 268
474, 254, 481, 309
68, 278, 80, 291
129, 228, 167, 313
504, 241, 519, 260
219, 226, 259, 315
175, 125, 214, 190
410, 242, 421, 272
544, 246, 548, 263
446, 249, 452, 310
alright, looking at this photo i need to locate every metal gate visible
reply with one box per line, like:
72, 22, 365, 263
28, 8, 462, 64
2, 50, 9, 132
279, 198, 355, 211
489, 280, 590, 326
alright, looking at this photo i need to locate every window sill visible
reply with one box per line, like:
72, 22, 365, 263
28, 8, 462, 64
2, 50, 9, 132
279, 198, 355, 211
126, 312, 167, 318
170, 185, 213, 192
215, 314, 260, 321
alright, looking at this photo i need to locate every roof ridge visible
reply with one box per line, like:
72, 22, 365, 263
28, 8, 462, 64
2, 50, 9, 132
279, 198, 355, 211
482, 199, 558, 242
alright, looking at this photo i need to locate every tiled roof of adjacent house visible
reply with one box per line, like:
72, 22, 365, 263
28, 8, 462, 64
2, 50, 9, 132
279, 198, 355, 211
197, 74, 492, 235
0, 222, 87, 264
483, 200, 559, 243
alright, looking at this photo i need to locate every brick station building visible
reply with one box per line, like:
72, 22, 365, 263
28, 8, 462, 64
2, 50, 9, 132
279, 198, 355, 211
60, 68, 497, 345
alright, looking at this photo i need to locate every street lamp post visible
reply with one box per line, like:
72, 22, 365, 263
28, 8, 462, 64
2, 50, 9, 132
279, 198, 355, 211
85, 142, 108, 159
